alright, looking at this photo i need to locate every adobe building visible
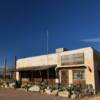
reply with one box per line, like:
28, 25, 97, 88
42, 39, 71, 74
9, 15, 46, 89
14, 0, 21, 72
16, 47, 100, 93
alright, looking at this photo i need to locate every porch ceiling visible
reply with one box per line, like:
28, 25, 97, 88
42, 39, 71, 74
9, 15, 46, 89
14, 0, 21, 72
16, 64, 57, 71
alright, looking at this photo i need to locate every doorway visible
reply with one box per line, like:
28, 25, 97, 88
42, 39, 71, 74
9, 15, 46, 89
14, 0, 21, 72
61, 69, 69, 85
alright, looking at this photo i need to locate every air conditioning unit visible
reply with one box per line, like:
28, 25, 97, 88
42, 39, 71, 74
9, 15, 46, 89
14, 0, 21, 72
56, 48, 68, 53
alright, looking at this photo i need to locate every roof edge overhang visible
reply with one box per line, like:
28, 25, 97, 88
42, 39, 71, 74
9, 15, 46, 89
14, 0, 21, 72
56, 64, 86, 70
17, 64, 57, 71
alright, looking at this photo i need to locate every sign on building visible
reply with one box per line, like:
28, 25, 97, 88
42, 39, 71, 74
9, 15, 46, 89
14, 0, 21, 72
61, 53, 84, 65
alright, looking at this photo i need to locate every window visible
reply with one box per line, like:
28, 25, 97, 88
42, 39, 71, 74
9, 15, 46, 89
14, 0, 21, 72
21, 71, 30, 78
48, 68, 56, 79
73, 70, 85, 80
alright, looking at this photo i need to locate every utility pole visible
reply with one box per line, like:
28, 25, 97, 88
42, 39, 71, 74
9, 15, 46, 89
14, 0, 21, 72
14, 56, 17, 81
3, 57, 7, 81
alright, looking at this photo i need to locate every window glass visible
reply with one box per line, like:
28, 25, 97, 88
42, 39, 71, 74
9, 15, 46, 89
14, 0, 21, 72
73, 70, 85, 80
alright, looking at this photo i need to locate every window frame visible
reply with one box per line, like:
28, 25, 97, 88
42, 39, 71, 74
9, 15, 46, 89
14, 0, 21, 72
73, 69, 85, 80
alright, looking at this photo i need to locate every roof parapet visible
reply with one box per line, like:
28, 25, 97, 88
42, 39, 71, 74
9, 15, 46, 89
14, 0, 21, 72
56, 48, 68, 53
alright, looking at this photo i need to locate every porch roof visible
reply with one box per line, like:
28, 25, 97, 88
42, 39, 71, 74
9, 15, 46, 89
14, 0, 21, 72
17, 64, 57, 71
56, 64, 86, 70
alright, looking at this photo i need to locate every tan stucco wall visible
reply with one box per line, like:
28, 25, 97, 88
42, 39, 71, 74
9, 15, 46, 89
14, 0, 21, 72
16, 54, 57, 69
68, 70, 73, 84
93, 50, 100, 92
57, 47, 95, 91
84, 48, 95, 90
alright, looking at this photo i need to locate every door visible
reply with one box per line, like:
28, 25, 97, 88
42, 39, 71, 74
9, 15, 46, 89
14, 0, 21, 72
61, 69, 69, 85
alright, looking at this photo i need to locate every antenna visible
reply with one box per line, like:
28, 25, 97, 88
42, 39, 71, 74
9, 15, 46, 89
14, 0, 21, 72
46, 30, 48, 55
46, 30, 49, 85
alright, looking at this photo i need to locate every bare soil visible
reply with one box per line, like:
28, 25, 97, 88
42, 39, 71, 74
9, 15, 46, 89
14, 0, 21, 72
0, 88, 100, 100
0, 88, 70, 100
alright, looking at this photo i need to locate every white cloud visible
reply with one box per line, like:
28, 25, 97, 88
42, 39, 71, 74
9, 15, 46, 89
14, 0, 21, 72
81, 38, 100, 43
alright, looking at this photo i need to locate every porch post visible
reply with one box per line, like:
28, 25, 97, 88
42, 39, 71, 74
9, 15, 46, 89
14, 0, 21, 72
14, 56, 17, 81
47, 69, 49, 85
56, 68, 60, 90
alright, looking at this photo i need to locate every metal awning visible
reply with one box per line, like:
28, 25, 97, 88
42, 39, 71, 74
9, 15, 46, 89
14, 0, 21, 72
17, 64, 57, 71
56, 64, 86, 70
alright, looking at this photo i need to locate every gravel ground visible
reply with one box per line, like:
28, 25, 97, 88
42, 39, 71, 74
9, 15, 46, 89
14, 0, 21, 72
0, 88, 70, 100
1, 88, 100, 100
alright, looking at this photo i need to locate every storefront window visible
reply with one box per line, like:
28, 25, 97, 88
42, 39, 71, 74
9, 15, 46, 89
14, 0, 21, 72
73, 70, 85, 80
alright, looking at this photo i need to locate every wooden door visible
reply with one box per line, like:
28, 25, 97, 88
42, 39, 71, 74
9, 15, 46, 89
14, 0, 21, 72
61, 69, 69, 85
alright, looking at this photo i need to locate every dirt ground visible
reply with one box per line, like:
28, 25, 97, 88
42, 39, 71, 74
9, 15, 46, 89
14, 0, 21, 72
0, 88, 100, 100
82, 95, 100, 100
0, 88, 70, 100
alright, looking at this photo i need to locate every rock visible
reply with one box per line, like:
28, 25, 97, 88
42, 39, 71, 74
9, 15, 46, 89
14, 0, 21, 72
51, 90, 58, 96
78, 93, 85, 99
58, 91, 70, 97
5, 85, 8, 88
21, 83, 27, 88
40, 90, 44, 94
71, 94, 77, 99
9, 82, 16, 88
29, 85, 40, 92
45, 89, 51, 95
1, 85, 3, 87
27, 84, 32, 88
2, 82, 9, 88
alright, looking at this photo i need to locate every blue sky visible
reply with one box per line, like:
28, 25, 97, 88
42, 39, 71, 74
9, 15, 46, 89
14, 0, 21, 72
0, 0, 100, 66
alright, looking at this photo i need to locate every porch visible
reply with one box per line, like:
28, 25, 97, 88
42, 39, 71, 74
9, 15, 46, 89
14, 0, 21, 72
17, 65, 57, 86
